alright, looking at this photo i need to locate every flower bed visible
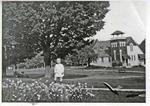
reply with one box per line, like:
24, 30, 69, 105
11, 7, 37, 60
2, 78, 94, 102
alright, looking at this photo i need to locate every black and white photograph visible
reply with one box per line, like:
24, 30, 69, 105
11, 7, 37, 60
1, 0, 148, 103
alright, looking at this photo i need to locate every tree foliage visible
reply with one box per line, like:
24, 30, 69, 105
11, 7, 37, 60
65, 45, 98, 67
2, 1, 110, 75
79, 45, 98, 67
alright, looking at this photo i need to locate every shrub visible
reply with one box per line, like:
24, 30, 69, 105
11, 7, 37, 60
2, 79, 94, 102
112, 60, 122, 67
17, 63, 26, 69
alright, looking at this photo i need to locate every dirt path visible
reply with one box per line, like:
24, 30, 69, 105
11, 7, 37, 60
86, 88, 145, 92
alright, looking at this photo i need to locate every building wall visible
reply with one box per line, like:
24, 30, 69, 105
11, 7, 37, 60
91, 57, 112, 67
110, 38, 127, 62
91, 37, 145, 68
127, 44, 144, 66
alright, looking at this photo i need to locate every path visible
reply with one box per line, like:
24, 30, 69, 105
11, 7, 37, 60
86, 88, 145, 92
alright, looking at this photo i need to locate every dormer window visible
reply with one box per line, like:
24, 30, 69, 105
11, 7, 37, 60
119, 42, 126, 47
111, 43, 114, 47
130, 43, 133, 51
111, 42, 117, 48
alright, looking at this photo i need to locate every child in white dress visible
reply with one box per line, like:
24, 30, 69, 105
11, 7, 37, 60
54, 58, 64, 83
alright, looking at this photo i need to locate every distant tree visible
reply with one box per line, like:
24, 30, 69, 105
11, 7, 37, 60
24, 55, 44, 69
77, 45, 98, 67
65, 45, 98, 67
3, 1, 110, 77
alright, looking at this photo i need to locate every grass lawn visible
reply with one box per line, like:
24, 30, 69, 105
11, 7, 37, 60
4, 66, 145, 89
3, 66, 145, 102
91, 90, 145, 102
64, 66, 145, 89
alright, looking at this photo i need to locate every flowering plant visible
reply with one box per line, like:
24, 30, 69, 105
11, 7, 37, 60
2, 78, 94, 102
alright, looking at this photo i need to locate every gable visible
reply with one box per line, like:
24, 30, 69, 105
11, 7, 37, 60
139, 39, 145, 54
126, 37, 138, 46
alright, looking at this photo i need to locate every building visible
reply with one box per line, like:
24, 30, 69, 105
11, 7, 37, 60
111, 36, 127, 67
91, 35, 145, 68
91, 40, 112, 67
139, 39, 145, 54
139, 39, 145, 65
111, 36, 145, 67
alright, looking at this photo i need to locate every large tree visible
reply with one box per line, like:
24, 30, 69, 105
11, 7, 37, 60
2, 1, 110, 77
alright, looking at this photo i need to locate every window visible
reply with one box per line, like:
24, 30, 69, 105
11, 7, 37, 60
114, 50, 116, 60
111, 43, 114, 47
109, 57, 111, 62
130, 43, 133, 51
119, 42, 126, 47
134, 55, 136, 61
111, 43, 113, 47
119, 49, 122, 62
130, 55, 132, 61
123, 42, 126, 46
119, 42, 122, 47
129, 55, 131, 60
111, 42, 117, 48
131, 55, 134, 61
101, 57, 104, 62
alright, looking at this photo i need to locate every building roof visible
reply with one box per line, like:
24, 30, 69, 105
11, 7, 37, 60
139, 39, 145, 54
92, 36, 141, 58
126, 37, 138, 45
92, 40, 111, 57
111, 30, 125, 35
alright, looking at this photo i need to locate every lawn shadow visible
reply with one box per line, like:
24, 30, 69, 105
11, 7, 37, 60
3, 74, 88, 79
3, 74, 45, 79
64, 74, 88, 79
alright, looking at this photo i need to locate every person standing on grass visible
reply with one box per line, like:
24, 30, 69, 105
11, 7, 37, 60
54, 58, 64, 83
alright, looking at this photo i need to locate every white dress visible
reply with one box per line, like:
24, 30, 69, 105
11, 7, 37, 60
54, 64, 64, 77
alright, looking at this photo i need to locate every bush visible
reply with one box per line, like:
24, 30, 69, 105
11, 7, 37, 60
18, 63, 26, 69
2, 79, 94, 102
112, 60, 122, 67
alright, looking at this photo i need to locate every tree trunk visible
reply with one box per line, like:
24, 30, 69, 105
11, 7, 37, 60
44, 51, 53, 79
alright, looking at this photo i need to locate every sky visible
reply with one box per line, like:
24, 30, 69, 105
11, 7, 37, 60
93, 0, 147, 44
